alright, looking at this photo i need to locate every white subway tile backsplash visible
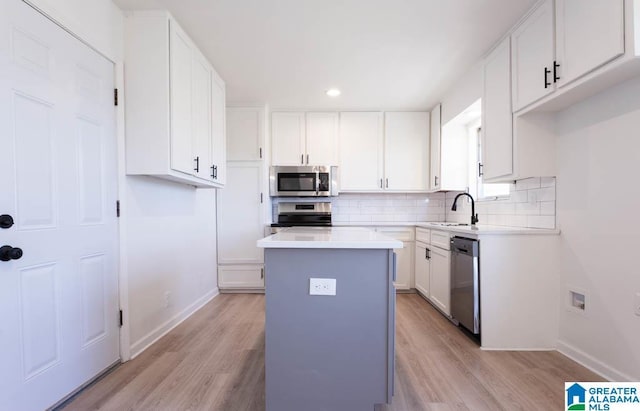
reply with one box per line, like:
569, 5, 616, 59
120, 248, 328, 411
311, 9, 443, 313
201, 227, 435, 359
444, 177, 556, 229
515, 177, 541, 191
540, 201, 555, 216
272, 177, 555, 229
527, 215, 556, 229
540, 177, 556, 188
516, 202, 540, 215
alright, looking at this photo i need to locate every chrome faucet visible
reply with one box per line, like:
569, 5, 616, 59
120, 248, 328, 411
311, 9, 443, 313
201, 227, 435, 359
451, 193, 479, 227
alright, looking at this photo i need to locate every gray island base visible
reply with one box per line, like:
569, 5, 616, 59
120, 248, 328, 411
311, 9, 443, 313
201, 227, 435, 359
258, 227, 401, 411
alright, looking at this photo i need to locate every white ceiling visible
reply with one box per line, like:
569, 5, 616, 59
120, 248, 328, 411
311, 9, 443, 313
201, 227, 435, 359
113, 0, 537, 110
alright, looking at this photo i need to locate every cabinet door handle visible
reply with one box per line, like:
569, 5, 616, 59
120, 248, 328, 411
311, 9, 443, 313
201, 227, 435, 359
260, 192, 263, 203
553, 61, 560, 83
544, 67, 551, 89
261, 268, 264, 279
426, 248, 431, 260
194, 156, 200, 173
259, 147, 263, 159
380, 178, 383, 189
306, 154, 309, 164
214, 165, 218, 179
385, 178, 389, 188
478, 163, 483, 177
434, 176, 439, 187
210, 165, 215, 179
301, 154, 304, 164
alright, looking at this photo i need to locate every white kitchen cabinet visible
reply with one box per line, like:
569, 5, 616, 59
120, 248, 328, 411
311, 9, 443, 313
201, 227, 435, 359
226, 107, 265, 161
271, 112, 305, 166
511, 0, 555, 112
211, 71, 226, 185
429, 244, 451, 316
305, 112, 339, 165
482, 37, 514, 181
414, 241, 430, 298
339, 112, 384, 191
169, 23, 195, 175
429, 104, 441, 191
555, 0, 624, 88
124, 11, 225, 188
384, 112, 430, 191
217, 162, 265, 265
271, 112, 338, 166
340, 112, 430, 193
218, 265, 264, 289
191, 50, 212, 181
376, 227, 414, 290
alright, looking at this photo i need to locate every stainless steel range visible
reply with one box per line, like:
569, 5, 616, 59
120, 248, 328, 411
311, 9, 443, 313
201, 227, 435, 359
270, 202, 332, 234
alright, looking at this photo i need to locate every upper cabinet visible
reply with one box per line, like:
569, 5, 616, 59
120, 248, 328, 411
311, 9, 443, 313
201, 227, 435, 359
511, 0, 627, 112
306, 113, 339, 165
429, 104, 441, 191
271, 112, 338, 166
124, 11, 226, 188
271, 112, 305, 165
511, 0, 555, 112
339, 112, 430, 192
384, 112, 430, 191
339, 112, 384, 191
482, 37, 514, 181
227, 107, 265, 161
555, 0, 624, 87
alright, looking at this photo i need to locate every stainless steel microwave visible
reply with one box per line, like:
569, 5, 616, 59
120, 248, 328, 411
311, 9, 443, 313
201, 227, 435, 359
269, 166, 339, 197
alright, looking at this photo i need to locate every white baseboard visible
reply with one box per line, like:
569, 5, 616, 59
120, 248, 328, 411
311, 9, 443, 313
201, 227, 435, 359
129, 288, 219, 359
557, 340, 635, 382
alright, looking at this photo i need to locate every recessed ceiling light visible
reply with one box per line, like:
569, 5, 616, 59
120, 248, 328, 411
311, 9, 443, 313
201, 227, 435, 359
326, 88, 341, 97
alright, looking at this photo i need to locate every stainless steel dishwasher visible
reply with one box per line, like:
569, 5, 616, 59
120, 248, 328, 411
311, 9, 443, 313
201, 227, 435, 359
450, 236, 480, 336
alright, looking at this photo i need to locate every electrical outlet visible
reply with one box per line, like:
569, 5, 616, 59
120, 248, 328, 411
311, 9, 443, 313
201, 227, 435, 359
309, 278, 336, 296
164, 291, 171, 308
635, 292, 640, 317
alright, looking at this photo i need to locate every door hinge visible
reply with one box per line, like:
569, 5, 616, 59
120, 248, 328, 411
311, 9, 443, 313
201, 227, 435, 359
114, 89, 119, 106
119, 310, 123, 327
116, 200, 120, 217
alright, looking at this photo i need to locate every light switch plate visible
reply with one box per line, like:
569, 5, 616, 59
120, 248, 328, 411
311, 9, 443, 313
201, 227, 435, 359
309, 278, 336, 296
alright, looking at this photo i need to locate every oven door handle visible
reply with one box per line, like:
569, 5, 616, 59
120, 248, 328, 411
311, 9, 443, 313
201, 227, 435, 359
316, 171, 320, 196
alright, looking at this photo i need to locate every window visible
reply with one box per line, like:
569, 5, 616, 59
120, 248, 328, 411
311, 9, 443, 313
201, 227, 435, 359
471, 126, 510, 200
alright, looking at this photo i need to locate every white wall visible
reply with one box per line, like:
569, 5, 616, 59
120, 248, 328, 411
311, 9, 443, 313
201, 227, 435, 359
27, 0, 220, 359
440, 62, 483, 124
555, 75, 640, 381
25, 0, 123, 61
125, 177, 218, 356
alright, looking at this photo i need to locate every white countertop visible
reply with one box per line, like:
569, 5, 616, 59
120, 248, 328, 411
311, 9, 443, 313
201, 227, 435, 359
415, 222, 560, 236
257, 227, 403, 249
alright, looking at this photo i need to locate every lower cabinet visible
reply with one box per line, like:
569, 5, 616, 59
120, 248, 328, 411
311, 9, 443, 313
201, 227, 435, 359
429, 246, 451, 316
218, 265, 264, 289
414, 241, 430, 297
376, 227, 415, 290
414, 228, 451, 317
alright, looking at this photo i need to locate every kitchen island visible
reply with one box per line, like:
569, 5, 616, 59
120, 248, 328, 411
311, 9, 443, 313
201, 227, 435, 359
257, 227, 402, 411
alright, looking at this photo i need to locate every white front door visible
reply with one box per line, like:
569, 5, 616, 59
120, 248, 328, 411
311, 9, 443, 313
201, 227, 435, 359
0, 1, 120, 410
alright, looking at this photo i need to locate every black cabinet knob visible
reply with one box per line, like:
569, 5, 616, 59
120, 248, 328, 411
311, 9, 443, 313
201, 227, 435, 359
0, 245, 23, 262
0, 214, 14, 229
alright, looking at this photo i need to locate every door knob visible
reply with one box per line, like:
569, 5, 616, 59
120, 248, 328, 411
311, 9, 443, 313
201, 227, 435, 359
0, 214, 14, 229
0, 246, 23, 262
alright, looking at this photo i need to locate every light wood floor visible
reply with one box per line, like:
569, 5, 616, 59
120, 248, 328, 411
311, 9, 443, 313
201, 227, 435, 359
60, 293, 602, 411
